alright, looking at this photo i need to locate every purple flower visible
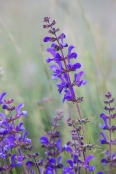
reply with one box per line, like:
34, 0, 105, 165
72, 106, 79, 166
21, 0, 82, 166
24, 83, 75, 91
43, 36, 56, 42
22, 131, 31, 144
55, 138, 61, 150
50, 61, 63, 80
3, 135, 16, 149
16, 122, 25, 132
46, 47, 62, 63
43, 37, 51, 42
0, 113, 7, 121
62, 159, 74, 174
9, 154, 21, 168
0, 92, 6, 105
67, 46, 77, 60
56, 74, 69, 93
67, 63, 81, 72
99, 114, 109, 130
43, 18, 86, 103
44, 167, 54, 174
62, 87, 75, 103
57, 33, 68, 48
83, 155, 94, 172
62, 167, 74, 174
40, 136, 49, 145
63, 144, 73, 154
99, 132, 109, 144
16, 103, 27, 117
57, 156, 63, 168
73, 71, 86, 87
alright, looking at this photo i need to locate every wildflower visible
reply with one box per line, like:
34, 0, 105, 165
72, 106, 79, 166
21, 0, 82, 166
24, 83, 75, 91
0, 92, 6, 104
43, 17, 86, 103
98, 92, 116, 173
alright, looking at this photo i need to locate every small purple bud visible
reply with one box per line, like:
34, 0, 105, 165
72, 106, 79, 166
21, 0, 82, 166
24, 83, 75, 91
21, 110, 27, 116
43, 37, 50, 42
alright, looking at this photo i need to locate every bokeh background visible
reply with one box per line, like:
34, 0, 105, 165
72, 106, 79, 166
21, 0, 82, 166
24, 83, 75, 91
0, 0, 116, 173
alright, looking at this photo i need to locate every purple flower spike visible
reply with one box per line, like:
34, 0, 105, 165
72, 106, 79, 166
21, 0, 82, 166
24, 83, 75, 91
0, 92, 6, 104
43, 18, 86, 103
40, 136, 49, 145
96, 172, 103, 174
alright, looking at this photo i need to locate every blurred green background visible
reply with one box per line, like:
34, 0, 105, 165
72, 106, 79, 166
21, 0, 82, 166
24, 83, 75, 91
0, 0, 116, 173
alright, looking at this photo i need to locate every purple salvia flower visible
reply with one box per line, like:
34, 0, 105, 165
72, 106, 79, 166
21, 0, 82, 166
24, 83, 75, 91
55, 138, 61, 150
83, 155, 94, 172
99, 92, 116, 172
0, 92, 6, 105
62, 86, 75, 103
16, 103, 27, 117
63, 144, 73, 154
40, 136, 49, 145
99, 132, 109, 144
43, 36, 51, 42
99, 114, 109, 130
9, 153, 22, 168
56, 73, 69, 93
62, 159, 74, 174
67, 62, 81, 72
44, 167, 54, 174
0, 113, 7, 121
22, 131, 31, 144
43, 17, 86, 103
73, 71, 87, 87
16, 122, 25, 132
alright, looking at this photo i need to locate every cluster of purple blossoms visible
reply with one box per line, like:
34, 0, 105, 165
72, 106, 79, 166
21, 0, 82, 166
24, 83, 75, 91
97, 92, 116, 174
43, 17, 96, 174
0, 92, 36, 173
43, 17, 86, 103
63, 116, 95, 174
39, 110, 64, 174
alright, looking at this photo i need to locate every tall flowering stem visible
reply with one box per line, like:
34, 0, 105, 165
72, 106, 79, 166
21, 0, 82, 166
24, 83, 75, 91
0, 92, 30, 173
63, 116, 95, 174
97, 92, 116, 174
43, 17, 91, 174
